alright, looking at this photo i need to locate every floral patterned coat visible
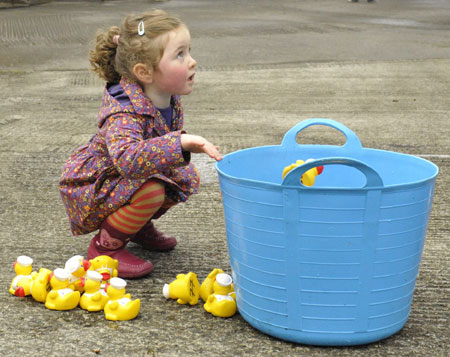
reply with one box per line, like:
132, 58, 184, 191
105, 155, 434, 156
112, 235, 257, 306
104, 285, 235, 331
60, 77, 199, 235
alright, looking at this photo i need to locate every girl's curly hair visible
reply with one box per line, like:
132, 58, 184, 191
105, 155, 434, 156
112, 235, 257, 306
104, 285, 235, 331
89, 9, 184, 83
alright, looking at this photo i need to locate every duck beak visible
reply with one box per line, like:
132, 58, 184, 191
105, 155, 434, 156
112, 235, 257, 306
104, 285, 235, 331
83, 260, 91, 271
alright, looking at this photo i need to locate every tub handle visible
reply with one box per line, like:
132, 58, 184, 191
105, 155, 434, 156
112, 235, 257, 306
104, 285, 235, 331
281, 118, 363, 151
282, 157, 384, 188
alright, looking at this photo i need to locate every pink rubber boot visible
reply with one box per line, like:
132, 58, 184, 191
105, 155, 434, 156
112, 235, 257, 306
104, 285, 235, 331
131, 221, 177, 252
87, 221, 153, 279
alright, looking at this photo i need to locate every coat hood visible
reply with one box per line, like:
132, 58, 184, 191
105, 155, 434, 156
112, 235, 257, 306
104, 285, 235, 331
97, 76, 183, 132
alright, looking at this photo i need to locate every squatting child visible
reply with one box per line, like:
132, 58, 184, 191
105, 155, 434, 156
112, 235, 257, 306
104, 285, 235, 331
60, 9, 222, 279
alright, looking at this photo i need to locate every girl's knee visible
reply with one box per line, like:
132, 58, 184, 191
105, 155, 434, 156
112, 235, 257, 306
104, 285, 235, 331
141, 180, 165, 194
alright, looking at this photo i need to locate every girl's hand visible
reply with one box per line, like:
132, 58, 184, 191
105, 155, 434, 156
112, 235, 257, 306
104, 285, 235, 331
180, 133, 223, 161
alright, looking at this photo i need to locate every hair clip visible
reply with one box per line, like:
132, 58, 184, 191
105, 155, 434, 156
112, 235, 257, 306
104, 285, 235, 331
138, 20, 145, 36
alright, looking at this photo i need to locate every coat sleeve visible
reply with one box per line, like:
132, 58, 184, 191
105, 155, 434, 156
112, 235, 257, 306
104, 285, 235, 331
103, 113, 188, 180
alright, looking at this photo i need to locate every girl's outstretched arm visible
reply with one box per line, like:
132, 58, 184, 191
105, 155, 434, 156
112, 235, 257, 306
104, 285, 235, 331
180, 133, 223, 161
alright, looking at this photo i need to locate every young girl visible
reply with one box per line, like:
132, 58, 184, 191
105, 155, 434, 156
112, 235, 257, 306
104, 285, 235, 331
60, 9, 222, 279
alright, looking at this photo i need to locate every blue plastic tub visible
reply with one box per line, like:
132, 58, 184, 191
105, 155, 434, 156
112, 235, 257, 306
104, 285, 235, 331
215, 119, 438, 346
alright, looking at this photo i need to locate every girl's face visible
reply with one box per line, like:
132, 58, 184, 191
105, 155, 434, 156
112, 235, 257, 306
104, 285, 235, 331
152, 26, 197, 98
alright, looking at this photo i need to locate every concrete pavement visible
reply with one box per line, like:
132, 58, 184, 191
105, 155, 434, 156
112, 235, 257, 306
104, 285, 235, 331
0, 0, 449, 356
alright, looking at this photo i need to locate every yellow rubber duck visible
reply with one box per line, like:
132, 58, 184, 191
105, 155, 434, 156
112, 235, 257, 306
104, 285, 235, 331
9, 255, 37, 297
199, 268, 224, 302
89, 255, 119, 288
79, 270, 109, 312
163, 272, 200, 306
64, 255, 91, 292
282, 159, 324, 186
203, 273, 237, 318
45, 268, 80, 311
30, 268, 52, 303
104, 277, 140, 321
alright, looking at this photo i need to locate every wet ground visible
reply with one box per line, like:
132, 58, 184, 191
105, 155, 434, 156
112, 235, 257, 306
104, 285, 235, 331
0, 0, 449, 356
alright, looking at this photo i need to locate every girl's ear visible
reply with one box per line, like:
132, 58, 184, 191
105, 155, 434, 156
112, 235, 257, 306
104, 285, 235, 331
132, 63, 153, 84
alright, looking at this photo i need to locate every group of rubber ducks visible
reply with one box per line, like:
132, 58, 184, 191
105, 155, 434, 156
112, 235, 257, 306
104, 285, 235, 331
9, 255, 140, 321
10, 254, 238, 320
163, 268, 237, 318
